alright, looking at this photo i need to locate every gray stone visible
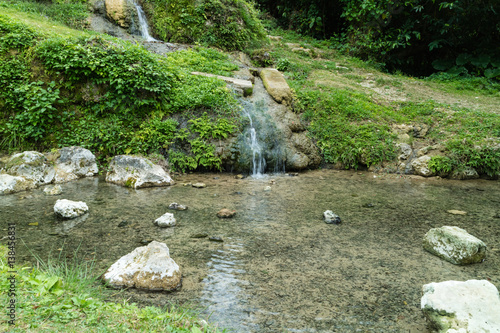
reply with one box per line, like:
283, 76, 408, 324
106, 155, 173, 188
411, 155, 436, 177
323, 210, 341, 224
168, 203, 187, 211
54, 199, 89, 219
6, 151, 54, 186
423, 226, 486, 265
0, 174, 35, 195
421, 280, 500, 332
102, 241, 182, 291
43, 185, 62, 196
53, 146, 98, 183
397, 143, 413, 160
192, 183, 206, 188
154, 212, 176, 228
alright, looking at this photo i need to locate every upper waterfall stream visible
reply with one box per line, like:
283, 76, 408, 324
134, 1, 157, 42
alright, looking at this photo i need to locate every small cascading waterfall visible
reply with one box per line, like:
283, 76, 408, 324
133, 1, 157, 42
246, 113, 266, 177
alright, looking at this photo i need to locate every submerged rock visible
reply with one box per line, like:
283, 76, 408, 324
323, 210, 342, 224
5, 151, 54, 186
421, 280, 500, 332
54, 199, 89, 219
168, 203, 188, 211
103, 241, 182, 291
217, 208, 236, 218
154, 213, 176, 227
106, 155, 173, 188
0, 174, 35, 195
43, 185, 62, 196
192, 183, 206, 188
53, 146, 98, 183
422, 226, 486, 265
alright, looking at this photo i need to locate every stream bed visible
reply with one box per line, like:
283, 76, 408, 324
1, 170, 499, 332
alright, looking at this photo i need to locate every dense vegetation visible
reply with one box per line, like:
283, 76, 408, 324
256, 0, 500, 77
144, 0, 267, 50
0, 4, 243, 172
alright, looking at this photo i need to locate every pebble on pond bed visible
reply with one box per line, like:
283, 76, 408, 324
323, 210, 341, 224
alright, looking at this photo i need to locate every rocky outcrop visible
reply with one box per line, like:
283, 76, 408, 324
102, 241, 182, 291
105, 155, 173, 188
54, 199, 89, 219
0, 174, 35, 195
154, 212, 176, 227
423, 226, 486, 265
260, 69, 293, 105
411, 155, 435, 177
5, 151, 54, 186
104, 0, 138, 29
191, 72, 253, 97
421, 280, 500, 332
53, 146, 98, 183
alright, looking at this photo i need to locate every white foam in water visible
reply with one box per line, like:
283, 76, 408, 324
134, 1, 157, 42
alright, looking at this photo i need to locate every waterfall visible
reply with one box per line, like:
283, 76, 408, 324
133, 1, 157, 42
246, 113, 266, 177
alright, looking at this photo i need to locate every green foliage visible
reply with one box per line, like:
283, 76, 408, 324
146, 0, 267, 50
189, 112, 236, 139
166, 47, 239, 76
428, 155, 453, 176
0, 14, 38, 51
446, 140, 500, 178
1, 0, 89, 30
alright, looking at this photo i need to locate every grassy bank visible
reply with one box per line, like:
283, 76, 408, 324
248, 28, 500, 177
0, 245, 219, 332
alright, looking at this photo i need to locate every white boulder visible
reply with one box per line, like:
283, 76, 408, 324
5, 151, 54, 185
53, 146, 98, 183
154, 213, 176, 227
423, 226, 486, 265
0, 174, 35, 195
54, 199, 89, 219
411, 155, 436, 177
421, 280, 500, 332
105, 155, 173, 188
102, 241, 182, 291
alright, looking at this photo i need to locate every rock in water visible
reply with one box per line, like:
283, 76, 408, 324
0, 174, 35, 195
154, 213, 176, 227
217, 209, 236, 218
54, 199, 88, 219
323, 210, 341, 224
53, 146, 98, 183
106, 155, 173, 188
5, 151, 54, 186
168, 202, 188, 211
422, 226, 486, 265
192, 183, 206, 188
43, 185, 63, 196
102, 241, 182, 291
421, 280, 500, 332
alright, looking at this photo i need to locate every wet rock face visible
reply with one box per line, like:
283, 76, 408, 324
5, 151, 54, 186
54, 146, 98, 183
54, 199, 89, 219
103, 241, 182, 291
105, 155, 173, 188
104, 0, 138, 29
422, 226, 486, 265
421, 280, 500, 332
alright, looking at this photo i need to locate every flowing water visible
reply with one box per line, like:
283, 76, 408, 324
1, 171, 499, 332
133, 1, 157, 42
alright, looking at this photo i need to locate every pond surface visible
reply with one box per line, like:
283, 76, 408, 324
1, 170, 499, 332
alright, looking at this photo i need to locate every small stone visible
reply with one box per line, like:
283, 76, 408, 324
235, 174, 245, 179
190, 233, 208, 239
168, 202, 188, 211
139, 239, 153, 245
54, 199, 89, 219
154, 213, 176, 227
192, 183, 206, 188
269, 179, 276, 184
264, 186, 272, 191
447, 210, 467, 215
43, 185, 62, 196
118, 221, 129, 227
183, 183, 192, 186
217, 208, 236, 218
288, 173, 299, 177
323, 210, 341, 224
209, 236, 224, 242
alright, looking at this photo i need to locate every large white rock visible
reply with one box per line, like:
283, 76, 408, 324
154, 212, 176, 227
105, 155, 173, 188
53, 146, 98, 183
0, 174, 35, 195
421, 280, 500, 332
54, 199, 89, 219
102, 241, 182, 291
6, 151, 54, 185
423, 226, 486, 265
411, 155, 436, 177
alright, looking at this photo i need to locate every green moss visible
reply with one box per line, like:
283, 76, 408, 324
124, 177, 137, 188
